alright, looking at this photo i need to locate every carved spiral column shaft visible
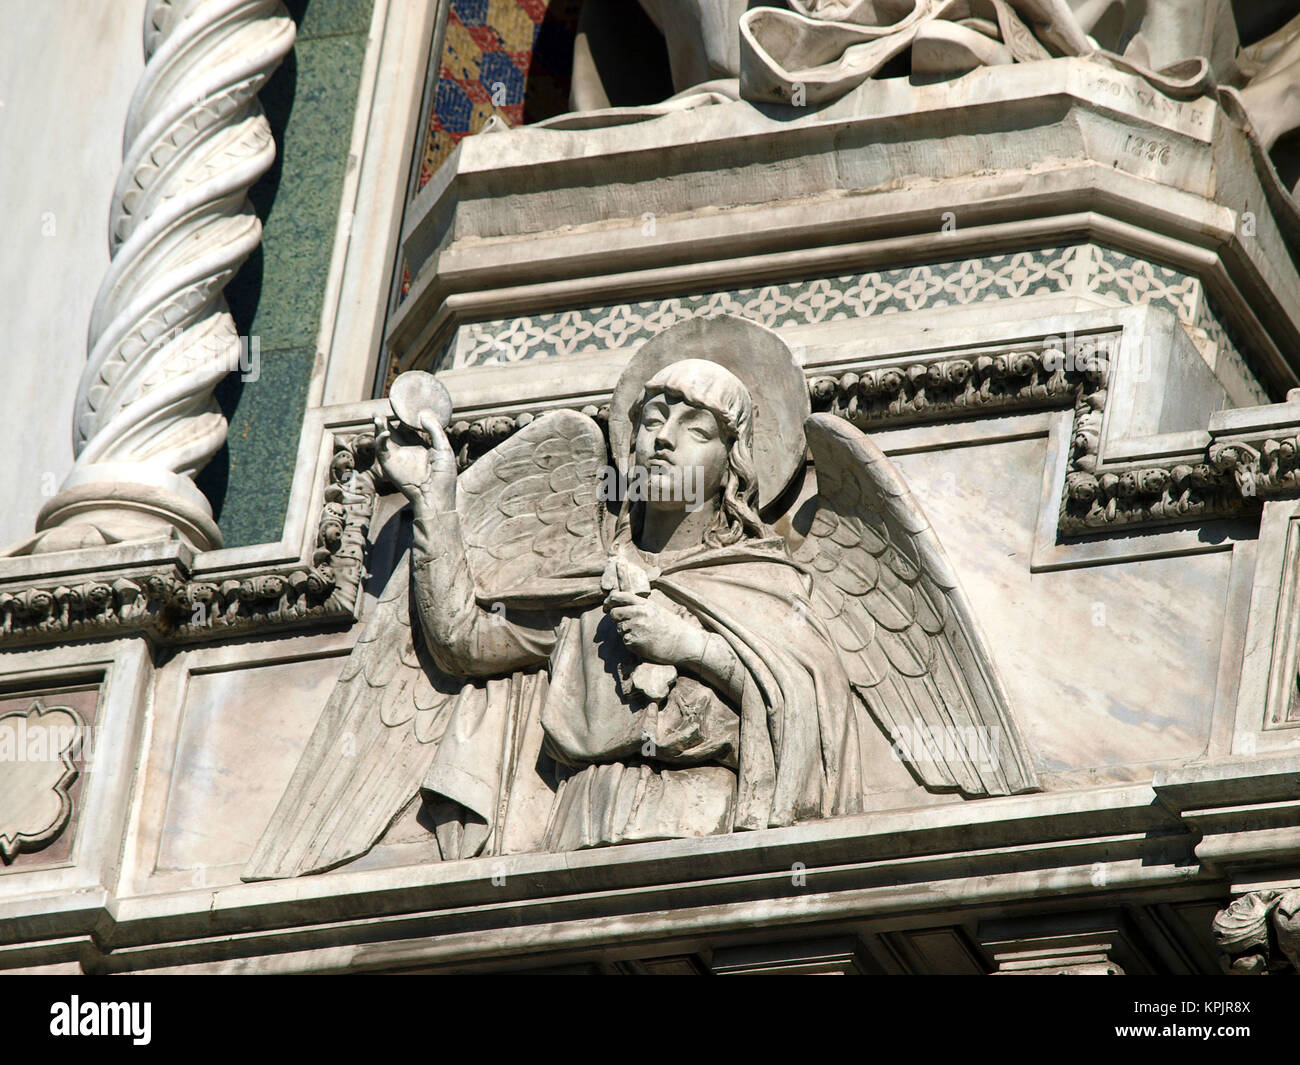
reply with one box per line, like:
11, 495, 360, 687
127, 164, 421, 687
26, 0, 295, 554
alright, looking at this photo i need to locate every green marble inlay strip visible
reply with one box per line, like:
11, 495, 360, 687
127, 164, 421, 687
199, 0, 376, 549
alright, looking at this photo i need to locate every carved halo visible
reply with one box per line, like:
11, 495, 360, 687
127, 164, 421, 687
608, 315, 811, 509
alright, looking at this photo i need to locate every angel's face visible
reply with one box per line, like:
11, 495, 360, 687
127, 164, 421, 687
634, 393, 728, 512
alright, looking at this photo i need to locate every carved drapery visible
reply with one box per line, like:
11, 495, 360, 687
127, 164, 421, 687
17, 0, 295, 554
1212, 888, 1300, 974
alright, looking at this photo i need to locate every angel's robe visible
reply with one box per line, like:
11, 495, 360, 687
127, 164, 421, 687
411, 510, 867, 853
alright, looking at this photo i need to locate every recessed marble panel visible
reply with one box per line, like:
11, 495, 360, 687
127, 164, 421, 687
0, 684, 100, 871
156, 653, 347, 874
891, 436, 1230, 780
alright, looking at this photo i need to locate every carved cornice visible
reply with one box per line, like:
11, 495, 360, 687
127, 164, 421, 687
457, 344, 1269, 539
796, 348, 1281, 536
1209, 436, 1300, 500
1061, 386, 1246, 536
445, 405, 610, 469
20, 0, 296, 554
806, 349, 1077, 427
1064, 423, 1300, 535
0, 433, 377, 647
802, 344, 1251, 535
442, 347, 1272, 541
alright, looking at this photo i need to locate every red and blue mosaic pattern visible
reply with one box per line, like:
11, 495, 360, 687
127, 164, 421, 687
417, 0, 581, 191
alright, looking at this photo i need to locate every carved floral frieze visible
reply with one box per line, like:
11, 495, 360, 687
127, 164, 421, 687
3, 337, 1297, 647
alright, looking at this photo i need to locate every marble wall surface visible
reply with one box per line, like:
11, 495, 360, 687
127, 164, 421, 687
893, 436, 1234, 784
0, 1, 146, 547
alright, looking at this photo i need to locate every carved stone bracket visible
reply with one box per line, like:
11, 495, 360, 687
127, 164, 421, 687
1211, 888, 1300, 975
13, 0, 296, 556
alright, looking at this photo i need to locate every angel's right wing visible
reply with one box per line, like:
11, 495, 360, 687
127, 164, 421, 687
242, 555, 467, 880
796, 413, 1039, 798
456, 409, 608, 592
242, 410, 609, 881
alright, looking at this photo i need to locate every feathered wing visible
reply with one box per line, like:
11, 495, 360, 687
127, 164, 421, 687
456, 411, 608, 592
242, 411, 608, 880
796, 413, 1039, 798
242, 559, 459, 880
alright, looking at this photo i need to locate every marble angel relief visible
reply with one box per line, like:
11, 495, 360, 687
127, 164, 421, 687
244, 317, 1037, 880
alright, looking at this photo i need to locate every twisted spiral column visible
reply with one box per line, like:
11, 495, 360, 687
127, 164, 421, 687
27, 0, 295, 554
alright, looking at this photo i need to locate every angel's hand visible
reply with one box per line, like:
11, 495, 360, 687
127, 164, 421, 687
606, 591, 705, 665
373, 411, 457, 513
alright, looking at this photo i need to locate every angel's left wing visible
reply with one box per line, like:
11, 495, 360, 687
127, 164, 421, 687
795, 413, 1039, 798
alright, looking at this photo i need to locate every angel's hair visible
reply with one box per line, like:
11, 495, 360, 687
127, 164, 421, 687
624, 358, 766, 548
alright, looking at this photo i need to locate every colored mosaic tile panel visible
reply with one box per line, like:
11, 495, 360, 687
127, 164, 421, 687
416, 0, 581, 190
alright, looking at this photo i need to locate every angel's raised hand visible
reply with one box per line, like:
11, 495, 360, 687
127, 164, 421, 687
374, 414, 457, 513
417, 410, 457, 474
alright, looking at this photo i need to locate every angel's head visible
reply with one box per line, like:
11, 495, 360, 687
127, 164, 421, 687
626, 358, 765, 547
